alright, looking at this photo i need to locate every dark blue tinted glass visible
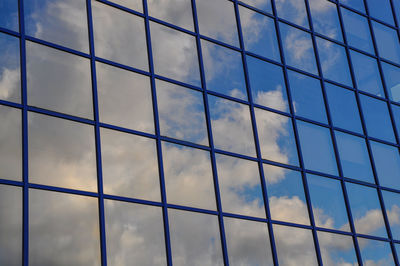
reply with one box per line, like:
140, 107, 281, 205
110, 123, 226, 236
373, 21, 400, 64
370, 141, 400, 190
382, 62, 400, 102
0, 0, 18, 31
366, 0, 394, 25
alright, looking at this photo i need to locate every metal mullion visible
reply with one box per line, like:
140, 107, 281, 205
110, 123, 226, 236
191, 1, 230, 265
142, 1, 173, 265
232, 1, 279, 265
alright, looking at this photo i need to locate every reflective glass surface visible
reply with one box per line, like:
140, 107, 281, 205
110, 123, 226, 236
373, 21, 400, 64
382, 190, 400, 240
157, 79, 208, 145
239, 6, 280, 61
168, 209, 223, 266
307, 174, 350, 231
246, 55, 289, 112
29, 189, 100, 266
0, 0, 18, 31
309, 0, 343, 42
366, 0, 394, 25
358, 238, 394, 265
318, 231, 357, 266
26, 41, 93, 118
297, 120, 338, 175
109, 0, 142, 12
101, 128, 160, 201
148, 0, 193, 30
162, 142, 216, 210
382, 62, 400, 102
29, 113, 97, 191
224, 217, 273, 266
288, 70, 327, 123
392, 104, 400, 137
0, 33, 20, 103
105, 200, 166, 265
92, 1, 148, 70
25, 0, 89, 52
275, 0, 308, 28
216, 154, 265, 218
96, 62, 154, 132
370, 141, 400, 190
341, 0, 365, 13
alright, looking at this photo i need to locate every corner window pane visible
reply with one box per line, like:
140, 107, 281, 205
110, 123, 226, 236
148, 0, 193, 30
150, 22, 200, 86
28, 113, 97, 191
297, 121, 338, 176
26, 41, 93, 119
318, 232, 357, 266
157, 80, 208, 145
216, 154, 265, 218
105, 200, 166, 266
96, 62, 154, 133
92, 1, 148, 70
255, 108, 299, 166
162, 142, 216, 210
29, 189, 100, 266
0, 33, 20, 103
0, 0, 18, 31
239, 6, 280, 62
246, 55, 289, 112
202, 40, 247, 100
309, 0, 343, 42
373, 21, 400, 64
224, 217, 273, 266
358, 238, 394, 265
25, 0, 89, 52
371, 141, 400, 190
101, 128, 160, 201
168, 209, 223, 266
264, 164, 310, 225
209, 96, 256, 156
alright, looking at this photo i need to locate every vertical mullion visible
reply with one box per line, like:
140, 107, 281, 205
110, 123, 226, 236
362, 0, 400, 264
18, 0, 29, 265
232, 1, 279, 265
191, 1, 230, 265
142, 1, 173, 265
85, 1, 107, 265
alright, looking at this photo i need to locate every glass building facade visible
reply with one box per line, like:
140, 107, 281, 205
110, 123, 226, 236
1, 0, 400, 265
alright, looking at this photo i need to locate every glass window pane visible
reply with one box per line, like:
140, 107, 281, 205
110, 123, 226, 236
373, 21, 400, 64
202, 40, 247, 100
346, 183, 387, 237
0, 0, 18, 31
101, 128, 160, 201
96, 62, 154, 133
309, 0, 343, 42
162, 142, 216, 210
246, 55, 289, 112
196, 0, 239, 47
108, 0, 142, 11
240, 0, 272, 13
350, 50, 385, 97
105, 200, 166, 266
371, 141, 400, 190
288, 70, 327, 123
148, 0, 192, 30
307, 174, 350, 231
392, 104, 400, 137
239, 6, 280, 62
255, 108, 299, 166
366, 0, 394, 25
382, 191, 400, 240
335, 131, 375, 183
273, 224, 318, 266
224, 217, 273, 266
25, 0, 89, 52
209, 95, 256, 156
264, 164, 310, 225
382, 62, 400, 102
297, 121, 338, 175
316, 37, 352, 87
318, 231, 358, 266
29, 189, 100, 266
280, 23, 318, 75
150, 22, 200, 86
28, 113, 97, 191
0, 105, 21, 181
0, 185, 22, 266
26, 41, 93, 119
358, 238, 394, 265
168, 209, 223, 266
157, 79, 208, 145
92, 1, 148, 70
360, 94, 396, 143
325, 83, 363, 133
216, 154, 265, 218
275, 0, 309, 28
341, 8, 374, 54
0, 33, 20, 103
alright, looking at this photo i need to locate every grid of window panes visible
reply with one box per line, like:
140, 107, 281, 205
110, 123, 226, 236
2, 0, 400, 265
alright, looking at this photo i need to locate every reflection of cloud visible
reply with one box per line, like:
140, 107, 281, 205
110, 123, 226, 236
0, 68, 19, 100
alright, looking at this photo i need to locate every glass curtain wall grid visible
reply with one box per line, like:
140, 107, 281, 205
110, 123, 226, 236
1, 0, 400, 265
